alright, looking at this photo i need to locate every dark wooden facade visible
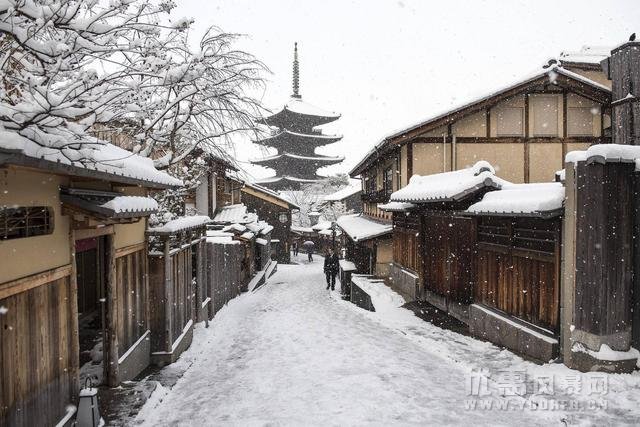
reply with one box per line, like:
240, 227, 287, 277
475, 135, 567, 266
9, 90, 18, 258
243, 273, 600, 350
207, 241, 245, 315
475, 216, 561, 332
574, 161, 633, 336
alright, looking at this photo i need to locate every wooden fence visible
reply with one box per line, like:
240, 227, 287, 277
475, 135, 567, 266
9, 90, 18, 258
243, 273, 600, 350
0, 266, 77, 427
207, 240, 244, 315
148, 225, 207, 364
475, 216, 561, 332
115, 244, 149, 357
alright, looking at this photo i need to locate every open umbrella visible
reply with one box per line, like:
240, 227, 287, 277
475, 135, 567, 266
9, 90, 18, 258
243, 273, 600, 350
303, 240, 315, 248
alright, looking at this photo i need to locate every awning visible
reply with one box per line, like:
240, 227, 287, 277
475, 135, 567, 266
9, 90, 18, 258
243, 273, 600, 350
60, 187, 157, 220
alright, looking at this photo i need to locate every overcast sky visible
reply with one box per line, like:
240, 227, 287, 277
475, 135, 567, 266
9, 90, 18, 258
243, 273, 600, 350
174, 0, 639, 181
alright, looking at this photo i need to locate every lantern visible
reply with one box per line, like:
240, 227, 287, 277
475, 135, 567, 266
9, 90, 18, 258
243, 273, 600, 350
76, 378, 101, 427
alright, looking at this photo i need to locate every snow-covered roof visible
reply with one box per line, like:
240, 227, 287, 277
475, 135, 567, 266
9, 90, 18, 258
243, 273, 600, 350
255, 175, 322, 185
60, 188, 158, 219
291, 225, 314, 234
213, 204, 255, 224
311, 220, 332, 232
147, 215, 211, 234
390, 161, 508, 203
242, 181, 300, 209
240, 231, 255, 240
0, 130, 182, 189
378, 202, 416, 212
256, 237, 269, 246
336, 214, 393, 243
350, 64, 611, 177
251, 152, 344, 163
557, 45, 611, 66
318, 228, 341, 237
258, 129, 342, 143
467, 183, 564, 217
283, 97, 340, 119
101, 196, 158, 214
260, 224, 274, 235
565, 144, 640, 171
324, 182, 362, 202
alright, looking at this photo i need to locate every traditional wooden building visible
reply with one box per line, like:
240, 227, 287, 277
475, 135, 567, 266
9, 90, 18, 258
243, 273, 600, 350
187, 150, 241, 217
240, 182, 299, 263
252, 43, 343, 190
322, 181, 363, 214
0, 140, 180, 426
350, 60, 612, 220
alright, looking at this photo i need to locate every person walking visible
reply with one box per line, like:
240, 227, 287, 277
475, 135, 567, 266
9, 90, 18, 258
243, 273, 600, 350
292, 241, 299, 257
324, 248, 340, 291
307, 244, 314, 262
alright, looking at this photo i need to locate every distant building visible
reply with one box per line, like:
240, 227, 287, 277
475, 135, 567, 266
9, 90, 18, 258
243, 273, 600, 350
252, 43, 343, 190
323, 181, 363, 214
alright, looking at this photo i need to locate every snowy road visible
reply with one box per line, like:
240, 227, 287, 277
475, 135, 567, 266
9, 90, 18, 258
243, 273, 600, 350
136, 258, 640, 426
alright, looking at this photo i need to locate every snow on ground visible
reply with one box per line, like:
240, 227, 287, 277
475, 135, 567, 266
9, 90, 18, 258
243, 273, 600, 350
135, 258, 640, 426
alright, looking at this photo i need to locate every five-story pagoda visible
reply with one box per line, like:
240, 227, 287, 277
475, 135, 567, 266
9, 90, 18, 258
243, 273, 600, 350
252, 43, 343, 190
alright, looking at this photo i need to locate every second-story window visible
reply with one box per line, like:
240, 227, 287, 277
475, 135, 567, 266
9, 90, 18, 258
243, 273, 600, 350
383, 167, 393, 197
365, 175, 376, 194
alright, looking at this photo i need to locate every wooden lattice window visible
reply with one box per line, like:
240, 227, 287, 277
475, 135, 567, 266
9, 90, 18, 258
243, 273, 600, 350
0, 206, 53, 240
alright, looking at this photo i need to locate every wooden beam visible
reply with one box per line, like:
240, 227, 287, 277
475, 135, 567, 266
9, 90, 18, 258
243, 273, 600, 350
74, 225, 114, 240
486, 108, 491, 138
562, 91, 568, 160
105, 234, 120, 386
115, 242, 146, 258
524, 94, 530, 183
0, 265, 72, 300
407, 142, 413, 180
68, 230, 80, 396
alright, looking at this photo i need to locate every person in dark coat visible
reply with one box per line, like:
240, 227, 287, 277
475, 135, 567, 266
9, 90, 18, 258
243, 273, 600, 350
307, 244, 313, 262
324, 248, 340, 290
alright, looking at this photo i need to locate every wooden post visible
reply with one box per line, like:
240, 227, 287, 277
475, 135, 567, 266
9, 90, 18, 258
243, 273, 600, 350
163, 237, 173, 352
106, 234, 119, 386
68, 230, 80, 396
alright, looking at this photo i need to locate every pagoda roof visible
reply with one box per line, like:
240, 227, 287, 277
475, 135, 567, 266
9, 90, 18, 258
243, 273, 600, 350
256, 129, 342, 149
255, 175, 326, 190
264, 97, 341, 128
251, 152, 344, 167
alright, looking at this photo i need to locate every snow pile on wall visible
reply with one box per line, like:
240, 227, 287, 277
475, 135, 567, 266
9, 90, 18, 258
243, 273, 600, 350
336, 214, 392, 242
572, 343, 640, 362
101, 196, 158, 213
566, 144, 640, 170
351, 275, 405, 312
390, 161, 508, 203
467, 183, 564, 216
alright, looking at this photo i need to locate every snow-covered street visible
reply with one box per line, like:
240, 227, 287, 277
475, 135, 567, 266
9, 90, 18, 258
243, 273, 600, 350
134, 258, 640, 426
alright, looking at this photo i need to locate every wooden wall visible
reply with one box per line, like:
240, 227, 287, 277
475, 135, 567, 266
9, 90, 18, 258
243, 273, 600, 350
392, 214, 420, 274
422, 213, 476, 304
115, 245, 149, 356
475, 216, 561, 332
0, 267, 77, 427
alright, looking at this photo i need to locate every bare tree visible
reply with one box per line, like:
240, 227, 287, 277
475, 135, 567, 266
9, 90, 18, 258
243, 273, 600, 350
0, 0, 184, 162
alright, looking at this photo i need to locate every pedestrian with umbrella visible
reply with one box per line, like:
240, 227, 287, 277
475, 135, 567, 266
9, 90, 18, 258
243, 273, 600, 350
303, 240, 315, 262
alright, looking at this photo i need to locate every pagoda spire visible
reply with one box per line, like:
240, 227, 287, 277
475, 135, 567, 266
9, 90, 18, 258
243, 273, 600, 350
292, 42, 301, 98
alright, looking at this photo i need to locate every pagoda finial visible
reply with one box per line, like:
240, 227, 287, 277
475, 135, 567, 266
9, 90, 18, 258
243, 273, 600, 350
292, 42, 301, 98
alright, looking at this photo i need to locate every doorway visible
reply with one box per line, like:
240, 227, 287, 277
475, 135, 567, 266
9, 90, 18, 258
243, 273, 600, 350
76, 236, 107, 387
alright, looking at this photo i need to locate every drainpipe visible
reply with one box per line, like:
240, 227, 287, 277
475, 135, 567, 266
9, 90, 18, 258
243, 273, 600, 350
442, 134, 446, 172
